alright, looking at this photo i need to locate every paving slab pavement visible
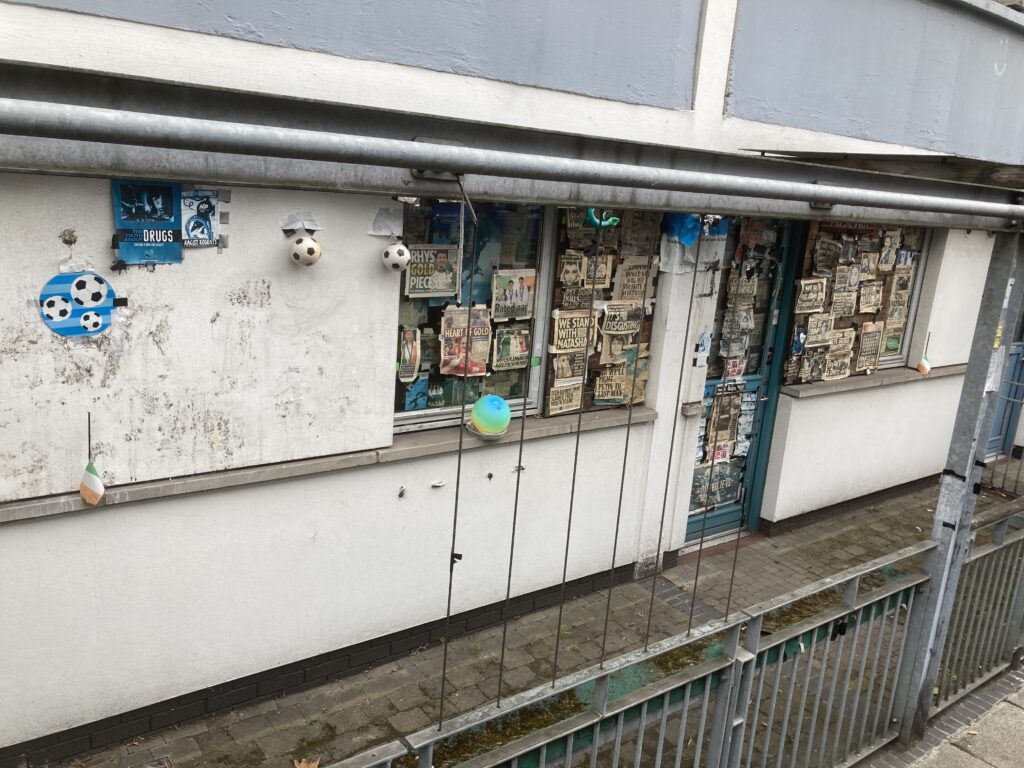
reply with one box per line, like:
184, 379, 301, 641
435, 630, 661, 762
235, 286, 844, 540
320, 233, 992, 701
48, 480, 1014, 768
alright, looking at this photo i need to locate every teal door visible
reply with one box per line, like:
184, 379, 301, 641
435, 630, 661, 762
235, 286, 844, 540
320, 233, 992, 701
686, 220, 806, 541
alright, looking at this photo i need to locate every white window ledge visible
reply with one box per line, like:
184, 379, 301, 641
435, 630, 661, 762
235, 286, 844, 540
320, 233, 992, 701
780, 364, 967, 399
0, 407, 656, 526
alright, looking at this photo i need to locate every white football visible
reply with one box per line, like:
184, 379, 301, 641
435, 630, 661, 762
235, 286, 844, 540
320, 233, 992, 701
71, 274, 108, 307
41, 295, 72, 321
382, 242, 411, 271
80, 312, 103, 331
291, 236, 321, 267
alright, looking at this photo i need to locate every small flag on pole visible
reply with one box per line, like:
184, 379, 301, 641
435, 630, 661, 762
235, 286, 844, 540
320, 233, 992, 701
80, 461, 105, 506
916, 354, 931, 376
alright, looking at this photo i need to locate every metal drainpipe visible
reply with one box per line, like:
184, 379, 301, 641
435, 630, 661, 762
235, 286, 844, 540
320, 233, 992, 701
0, 97, 1022, 223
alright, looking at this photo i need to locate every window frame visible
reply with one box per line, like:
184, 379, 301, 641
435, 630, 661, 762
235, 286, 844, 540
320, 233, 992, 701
393, 204, 556, 433
877, 227, 931, 370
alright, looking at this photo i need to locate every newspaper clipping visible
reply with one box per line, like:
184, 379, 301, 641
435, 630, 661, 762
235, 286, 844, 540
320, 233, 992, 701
829, 327, 856, 354
856, 321, 883, 371
492, 326, 531, 370
491, 269, 536, 322
805, 313, 834, 347
553, 351, 587, 380
406, 244, 460, 299
585, 251, 614, 290
859, 281, 883, 313
831, 289, 857, 317
547, 380, 583, 415
397, 327, 421, 384
440, 306, 491, 376
823, 350, 852, 381
613, 256, 656, 303
795, 278, 826, 314
559, 250, 587, 287
561, 286, 596, 311
551, 309, 596, 353
601, 302, 643, 336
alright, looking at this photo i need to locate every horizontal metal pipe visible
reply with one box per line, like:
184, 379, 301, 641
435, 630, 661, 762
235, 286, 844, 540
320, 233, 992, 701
2, 135, 1010, 231
1, 98, 1022, 222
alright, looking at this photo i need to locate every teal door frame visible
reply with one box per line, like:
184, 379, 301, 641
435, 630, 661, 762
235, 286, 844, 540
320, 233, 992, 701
685, 220, 808, 540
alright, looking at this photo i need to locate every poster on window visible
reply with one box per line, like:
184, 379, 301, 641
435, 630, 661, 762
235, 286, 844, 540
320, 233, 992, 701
691, 462, 743, 509
893, 264, 915, 292
835, 264, 861, 291
613, 256, 656, 303
181, 189, 219, 247
397, 327, 421, 383
550, 309, 597, 353
879, 230, 900, 272
547, 380, 583, 415
491, 269, 536, 321
601, 302, 643, 335
823, 350, 852, 381
440, 306, 490, 376
805, 313, 834, 347
710, 392, 742, 443
859, 281, 883, 314
585, 251, 614, 290
406, 244, 460, 298
828, 327, 856, 354
600, 332, 636, 365
492, 326, 531, 370
552, 351, 587, 380
856, 321, 883, 371
860, 251, 880, 280
795, 278, 826, 314
831, 289, 857, 318
813, 238, 841, 277
559, 250, 587, 287
799, 347, 828, 383
727, 268, 758, 308
560, 285, 596, 311
112, 179, 182, 264
883, 321, 905, 354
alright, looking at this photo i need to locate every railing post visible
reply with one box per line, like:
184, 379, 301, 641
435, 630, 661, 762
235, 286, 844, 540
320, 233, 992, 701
897, 231, 1022, 744
707, 618, 756, 768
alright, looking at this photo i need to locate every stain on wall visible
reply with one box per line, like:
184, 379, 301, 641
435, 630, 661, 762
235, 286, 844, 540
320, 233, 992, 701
14, 0, 702, 109
0, 174, 397, 503
728, 0, 1024, 165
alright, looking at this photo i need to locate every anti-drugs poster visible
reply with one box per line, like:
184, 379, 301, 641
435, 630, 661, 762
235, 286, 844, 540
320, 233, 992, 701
492, 327, 531, 371
112, 179, 182, 264
491, 269, 536, 322
181, 189, 219, 248
547, 381, 583, 415
440, 306, 491, 376
406, 244, 460, 298
550, 309, 596, 353
397, 327, 421, 384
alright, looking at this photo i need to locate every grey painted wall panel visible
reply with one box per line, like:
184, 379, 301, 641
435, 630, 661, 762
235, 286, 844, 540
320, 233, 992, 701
13, 0, 701, 109
728, 0, 1024, 164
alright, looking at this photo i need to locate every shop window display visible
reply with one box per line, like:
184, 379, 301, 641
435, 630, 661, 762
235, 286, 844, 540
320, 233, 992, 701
783, 222, 926, 385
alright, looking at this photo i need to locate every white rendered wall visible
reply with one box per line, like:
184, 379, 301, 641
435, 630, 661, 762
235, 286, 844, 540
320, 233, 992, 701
0, 1, 942, 160
0, 174, 396, 502
0, 423, 649, 746
760, 375, 962, 522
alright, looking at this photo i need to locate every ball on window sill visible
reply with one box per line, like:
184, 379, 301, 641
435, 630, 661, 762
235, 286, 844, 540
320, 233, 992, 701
290, 236, 321, 266
469, 395, 512, 437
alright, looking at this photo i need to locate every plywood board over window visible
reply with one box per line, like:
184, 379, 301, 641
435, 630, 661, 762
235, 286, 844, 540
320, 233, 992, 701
0, 174, 397, 503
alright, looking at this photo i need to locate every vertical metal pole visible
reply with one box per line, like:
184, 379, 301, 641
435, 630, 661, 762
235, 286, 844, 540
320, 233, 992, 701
897, 230, 1022, 743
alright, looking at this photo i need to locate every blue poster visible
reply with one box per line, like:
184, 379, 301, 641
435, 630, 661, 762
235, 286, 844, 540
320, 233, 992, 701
39, 272, 121, 337
112, 180, 183, 264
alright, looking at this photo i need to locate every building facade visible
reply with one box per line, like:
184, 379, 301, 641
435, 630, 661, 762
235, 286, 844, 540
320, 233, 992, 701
1, 0, 1023, 758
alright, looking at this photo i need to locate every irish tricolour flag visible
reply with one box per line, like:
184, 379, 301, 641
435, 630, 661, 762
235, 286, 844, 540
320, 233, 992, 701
80, 461, 105, 506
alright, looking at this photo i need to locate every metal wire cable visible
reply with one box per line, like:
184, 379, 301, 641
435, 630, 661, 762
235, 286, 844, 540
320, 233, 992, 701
437, 191, 480, 729
723, 253, 781, 619
495, 224, 546, 707
641, 261, 703, 651
551, 222, 606, 685
598, 249, 657, 666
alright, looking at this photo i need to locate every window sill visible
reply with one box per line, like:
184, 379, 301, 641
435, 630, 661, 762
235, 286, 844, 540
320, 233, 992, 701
779, 363, 967, 399
0, 407, 657, 526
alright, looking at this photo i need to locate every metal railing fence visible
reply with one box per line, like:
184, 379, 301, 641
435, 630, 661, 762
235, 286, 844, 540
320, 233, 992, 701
335, 511, 1024, 768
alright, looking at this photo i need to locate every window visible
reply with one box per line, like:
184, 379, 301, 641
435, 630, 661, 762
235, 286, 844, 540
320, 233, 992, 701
543, 208, 661, 415
393, 202, 663, 430
782, 221, 928, 384
394, 200, 550, 431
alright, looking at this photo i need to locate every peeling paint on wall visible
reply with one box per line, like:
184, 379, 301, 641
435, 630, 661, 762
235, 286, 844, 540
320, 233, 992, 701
0, 174, 397, 502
